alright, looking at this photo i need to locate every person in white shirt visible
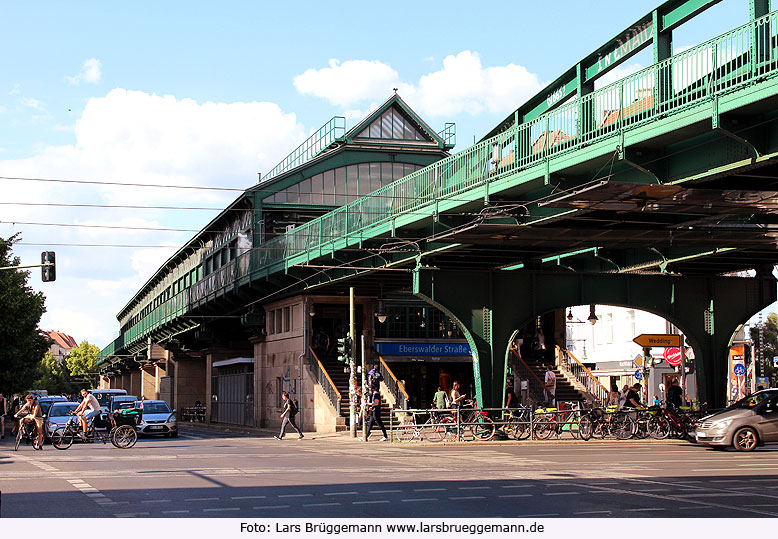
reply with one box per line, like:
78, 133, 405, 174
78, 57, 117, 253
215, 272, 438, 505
544, 365, 557, 407
72, 389, 102, 438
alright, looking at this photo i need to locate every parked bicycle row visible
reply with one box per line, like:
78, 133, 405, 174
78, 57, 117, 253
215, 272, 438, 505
388, 400, 707, 442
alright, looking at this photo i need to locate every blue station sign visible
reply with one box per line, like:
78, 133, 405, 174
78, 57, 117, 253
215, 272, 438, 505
375, 342, 472, 356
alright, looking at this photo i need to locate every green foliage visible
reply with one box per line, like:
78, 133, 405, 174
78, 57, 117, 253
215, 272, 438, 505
33, 352, 75, 395
0, 234, 49, 393
66, 341, 99, 377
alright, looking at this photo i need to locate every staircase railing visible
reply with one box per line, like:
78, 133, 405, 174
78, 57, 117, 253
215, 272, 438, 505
557, 345, 608, 404
376, 353, 409, 410
307, 346, 341, 415
509, 344, 546, 406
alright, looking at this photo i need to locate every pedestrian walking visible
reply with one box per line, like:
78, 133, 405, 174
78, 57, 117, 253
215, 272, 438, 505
360, 384, 387, 441
433, 386, 449, 409
274, 392, 303, 440
0, 392, 6, 440
544, 365, 557, 407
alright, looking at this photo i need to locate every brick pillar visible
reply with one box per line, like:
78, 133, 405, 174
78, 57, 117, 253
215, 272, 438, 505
130, 370, 141, 398
141, 366, 157, 400
121, 373, 131, 392
172, 355, 206, 411
205, 355, 212, 424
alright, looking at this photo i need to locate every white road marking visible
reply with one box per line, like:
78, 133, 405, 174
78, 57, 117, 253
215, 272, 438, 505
204, 507, 240, 512
141, 499, 171, 503
278, 493, 312, 498
368, 489, 401, 493
231, 495, 266, 500
498, 494, 532, 498
458, 486, 490, 490
253, 505, 290, 510
401, 498, 438, 502
185, 497, 219, 501
353, 500, 390, 504
449, 496, 486, 500
324, 491, 358, 496
414, 488, 445, 492
303, 502, 341, 507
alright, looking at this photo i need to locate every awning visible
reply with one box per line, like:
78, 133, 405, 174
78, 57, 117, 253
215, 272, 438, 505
213, 357, 254, 368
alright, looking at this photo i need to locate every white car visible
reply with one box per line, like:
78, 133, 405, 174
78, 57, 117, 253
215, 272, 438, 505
135, 400, 178, 438
43, 402, 79, 441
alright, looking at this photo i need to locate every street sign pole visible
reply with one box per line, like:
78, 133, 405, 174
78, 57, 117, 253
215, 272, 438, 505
361, 334, 367, 441
349, 287, 356, 438
680, 342, 687, 398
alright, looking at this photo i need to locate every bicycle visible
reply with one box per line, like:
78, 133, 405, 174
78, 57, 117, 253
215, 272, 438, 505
501, 407, 532, 440
395, 410, 441, 442
647, 404, 696, 439
438, 400, 496, 441
15, 417, 42, 451
51, 413, 136, 449
579, 407, 634, 440
533, 404, 582, 440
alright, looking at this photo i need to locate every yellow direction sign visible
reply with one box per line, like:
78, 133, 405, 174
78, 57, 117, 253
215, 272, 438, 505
633, 333, 681, 348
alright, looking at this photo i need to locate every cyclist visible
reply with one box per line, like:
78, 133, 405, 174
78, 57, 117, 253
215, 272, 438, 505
72, 388, 102, 439
14, 394, 43, 449
0, 391, 6, 439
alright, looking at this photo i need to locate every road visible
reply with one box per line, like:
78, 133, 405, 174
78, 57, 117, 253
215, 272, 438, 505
1, 426, 778, 518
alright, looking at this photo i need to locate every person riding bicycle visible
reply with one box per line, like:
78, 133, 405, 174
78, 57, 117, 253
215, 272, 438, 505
14, 394, 44, 449
72, 388, 102, 440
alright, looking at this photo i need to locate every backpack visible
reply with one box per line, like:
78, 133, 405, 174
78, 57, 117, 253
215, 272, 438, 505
290, 399, 299, 416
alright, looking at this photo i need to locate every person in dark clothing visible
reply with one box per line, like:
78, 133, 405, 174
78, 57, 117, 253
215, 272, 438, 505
505, 384, 517, 409
274, 392, 303, 440
623, 384, 643, 409
667, 379, 683, 409
361, 385, 387, 441
313, 329, 330, 361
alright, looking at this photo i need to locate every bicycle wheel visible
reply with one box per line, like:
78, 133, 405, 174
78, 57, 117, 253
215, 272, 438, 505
14, 428, 23, 451
578, 415, 593, 441
648, 416, 670, 439
111, 425, 137, 449
52, 427, 74, 450
437, 416, 457, 442
472, 416, 495, 441
534, 419, 555, 440
565, 418, 580, 439
422, 418, 441, 442
614, 414, 635, 440
395, 425, 415, 442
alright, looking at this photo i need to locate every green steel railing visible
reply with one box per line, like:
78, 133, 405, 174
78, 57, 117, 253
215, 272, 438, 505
258, 11, 778, 271
102, 12, 778, 360
262, 116, 346, 182
438, 122, 456, 148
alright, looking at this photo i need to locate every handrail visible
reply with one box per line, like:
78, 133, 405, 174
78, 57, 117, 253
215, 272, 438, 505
557, 345, 608, 403
376, 352, 409, 409
307, 346, 342, 415
509, 344, 546, 406
262, 116, 346, 182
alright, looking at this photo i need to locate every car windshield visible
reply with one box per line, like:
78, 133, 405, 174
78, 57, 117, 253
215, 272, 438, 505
49, 404, 79, 417
730, 392, 776, 409
93, 392, 125, 407
143, 402, 171, 414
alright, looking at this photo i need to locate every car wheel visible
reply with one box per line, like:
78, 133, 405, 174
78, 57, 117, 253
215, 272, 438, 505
733, 427, 759, 452
170, 431, 178, 438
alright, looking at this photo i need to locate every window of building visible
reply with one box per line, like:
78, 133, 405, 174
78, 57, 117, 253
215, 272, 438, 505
284, 306, 291, 332
267, 311, 275, 335
356, 106, 428, 141
275, 308, 282, 334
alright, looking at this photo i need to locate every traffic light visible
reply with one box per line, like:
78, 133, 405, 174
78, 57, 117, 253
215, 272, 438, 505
336, 334, 352, 363
41, 251, 56, 282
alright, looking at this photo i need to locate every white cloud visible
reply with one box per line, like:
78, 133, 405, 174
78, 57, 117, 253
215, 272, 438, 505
19, 97, 44, 110
67, 58, 102, 85
294, 51, 545, 118
9, 83, 21, 95
0, 88, 308, 345
594, 62, 644, 89
294, 59, 402, 107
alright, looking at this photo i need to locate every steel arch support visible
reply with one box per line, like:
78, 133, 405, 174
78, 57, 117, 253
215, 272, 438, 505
414, 268, 775, 409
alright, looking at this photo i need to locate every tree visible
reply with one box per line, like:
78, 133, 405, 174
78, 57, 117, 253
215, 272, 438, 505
0, 234, 49, 392
750, 312, 778, 387
33, 352, 75, 395
65, 341, 99, 387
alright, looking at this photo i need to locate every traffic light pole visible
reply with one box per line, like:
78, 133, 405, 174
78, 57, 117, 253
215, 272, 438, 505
349, 287, 357, 438
361, 334, 367, 442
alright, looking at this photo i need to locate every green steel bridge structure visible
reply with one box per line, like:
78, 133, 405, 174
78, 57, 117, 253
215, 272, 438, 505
101, 0, 778, 409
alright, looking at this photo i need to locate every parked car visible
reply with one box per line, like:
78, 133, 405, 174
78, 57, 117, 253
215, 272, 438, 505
107, 395, 139, 422
43, 401, 79, 441
38, 396, 68, 418
135, 400, 178, 437
89, 389, 127, 409
696, 388, 778, 451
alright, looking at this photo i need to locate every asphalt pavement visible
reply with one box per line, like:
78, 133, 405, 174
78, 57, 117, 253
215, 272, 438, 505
1, 424, 778, 518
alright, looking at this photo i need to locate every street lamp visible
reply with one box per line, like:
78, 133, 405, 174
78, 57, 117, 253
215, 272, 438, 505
588, 304, 598, 325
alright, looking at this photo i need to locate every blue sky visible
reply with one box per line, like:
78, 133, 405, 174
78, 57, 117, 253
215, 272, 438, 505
0, 0, 763, 346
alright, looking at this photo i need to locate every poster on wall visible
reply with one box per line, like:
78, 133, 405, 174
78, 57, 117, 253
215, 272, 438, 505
728, 346, 747, 404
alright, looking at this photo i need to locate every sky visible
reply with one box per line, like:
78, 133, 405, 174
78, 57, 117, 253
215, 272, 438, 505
0, 0, 763, 349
